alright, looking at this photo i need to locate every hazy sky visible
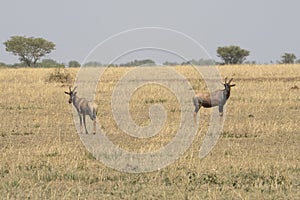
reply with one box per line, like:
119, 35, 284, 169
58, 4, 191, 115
1, 0, 299, 64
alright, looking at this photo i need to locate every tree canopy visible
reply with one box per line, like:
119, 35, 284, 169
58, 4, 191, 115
3, 36, 55, 67
217, 46, 250, 65
280, 53, 296, 64
68, 60, 81, 67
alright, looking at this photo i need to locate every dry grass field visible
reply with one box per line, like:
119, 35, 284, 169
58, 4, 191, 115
0, 64, 299, 199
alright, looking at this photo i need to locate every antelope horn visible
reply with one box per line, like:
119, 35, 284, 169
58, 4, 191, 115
73, 86, 77, 92
224, 77, 228, 83
69, 86, 72, 92
228, 78, 233, 84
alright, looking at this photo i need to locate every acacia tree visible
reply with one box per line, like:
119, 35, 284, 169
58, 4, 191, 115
217, 46, 250, 65
280, 53, 296, 64
4, 36, 55, 67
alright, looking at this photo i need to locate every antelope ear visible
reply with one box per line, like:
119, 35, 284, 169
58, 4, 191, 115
64, 91, 70, 95
230, 84, 236, 87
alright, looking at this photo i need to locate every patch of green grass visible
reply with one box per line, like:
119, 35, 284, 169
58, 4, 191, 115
85, 151, 96, 160
10, 130, 34, 136
144, 98, 167, 104
3, 180, 20, 190
0, 105, 42, 110
228, 171, 290, 193
170, 108, 181, 113
221, 131, 258, 138
33, 123, 41, 128
45, 152, 58, 157
0, 164, 10, 178
1, 132, 7, 137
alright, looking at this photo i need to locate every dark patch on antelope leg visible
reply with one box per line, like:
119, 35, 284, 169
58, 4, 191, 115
79, 114, 83, 133
193, 97, 200, 113
83, 115, 88, 134
93, 120, 96, 134
219, 105, 224, 116
193, 97, 200, 124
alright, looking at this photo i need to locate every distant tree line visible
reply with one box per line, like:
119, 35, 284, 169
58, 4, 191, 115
82, 58, 216, 67
163, 58, 216, 66
1, 35, 300, 68
0, 59, 81, 68
119, 59, 156, 66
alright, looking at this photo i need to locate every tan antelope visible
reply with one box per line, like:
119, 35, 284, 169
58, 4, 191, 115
65, 86, 97, 134
193, 77, 235, 124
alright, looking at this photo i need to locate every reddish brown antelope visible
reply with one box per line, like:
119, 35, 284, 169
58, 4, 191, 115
193, 77, 235, 124
65, 86, 97, 134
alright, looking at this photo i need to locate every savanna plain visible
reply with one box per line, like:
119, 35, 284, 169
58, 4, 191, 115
0, 64, 299, 199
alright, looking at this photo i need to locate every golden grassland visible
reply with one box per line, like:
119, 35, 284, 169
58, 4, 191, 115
0, 65, 299, 199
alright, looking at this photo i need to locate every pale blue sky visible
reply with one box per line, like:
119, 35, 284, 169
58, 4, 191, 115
0, 0, 299, 64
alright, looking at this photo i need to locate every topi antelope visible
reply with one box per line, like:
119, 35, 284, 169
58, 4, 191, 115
193, 77, 235, 124
65, 86, 97, 134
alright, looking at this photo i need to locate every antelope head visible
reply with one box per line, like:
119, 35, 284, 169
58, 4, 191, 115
64, 86, 77, 104
224, 77, 235, 93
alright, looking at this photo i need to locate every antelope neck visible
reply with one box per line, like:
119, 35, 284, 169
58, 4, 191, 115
223, 88, 231, 100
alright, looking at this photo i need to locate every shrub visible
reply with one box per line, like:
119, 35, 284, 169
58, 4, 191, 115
47, 67, 73, 83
